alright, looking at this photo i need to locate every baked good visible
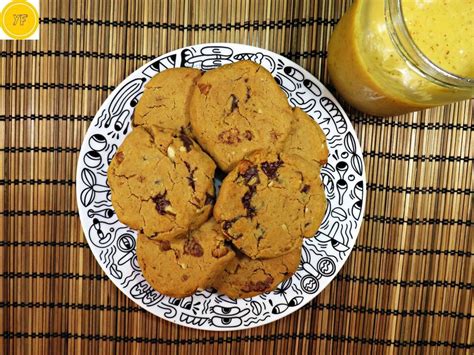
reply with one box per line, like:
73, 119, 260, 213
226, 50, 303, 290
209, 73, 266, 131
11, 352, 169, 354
214, 150, 326, 259
213, 239, 302, 299
108, 61, 331, 299
133, 68, 202, 133
108, 125, 216, 240
189, 60, 293, 172
283, 107, 329, 165
137, 219, 235, 298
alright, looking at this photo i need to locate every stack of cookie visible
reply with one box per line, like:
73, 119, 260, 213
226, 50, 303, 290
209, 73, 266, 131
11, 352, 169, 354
108, 61, 328, 299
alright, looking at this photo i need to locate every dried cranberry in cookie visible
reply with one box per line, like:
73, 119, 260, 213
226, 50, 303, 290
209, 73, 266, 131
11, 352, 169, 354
189, 60, 293, 172
137, 219, 235, 298
214, 150, 326, 259
108, 125, 216, 240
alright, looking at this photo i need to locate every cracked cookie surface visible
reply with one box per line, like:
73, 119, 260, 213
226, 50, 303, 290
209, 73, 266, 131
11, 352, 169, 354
137, 219, 236, 298
189, 60, 293, 172
214, 150, 326, 259
133, 68, 202, 133
108, 125, 216, 240
213, 239, 302, 299
283, 108, 329, 165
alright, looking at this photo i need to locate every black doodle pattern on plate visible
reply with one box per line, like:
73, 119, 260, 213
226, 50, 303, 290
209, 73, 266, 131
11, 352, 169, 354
141, 53, 177, 78
76, 43, 366, 330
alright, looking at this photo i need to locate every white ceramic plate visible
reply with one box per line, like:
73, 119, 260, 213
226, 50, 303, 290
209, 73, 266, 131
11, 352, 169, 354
76, 43, 366, 331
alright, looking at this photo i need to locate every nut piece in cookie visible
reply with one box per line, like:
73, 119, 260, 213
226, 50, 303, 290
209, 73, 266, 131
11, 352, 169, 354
189, 60, 293, 172
214, 150, 326, 259
133, 68, 202, 134
213, 238, 302, 299
283, 108, 329, 165
137, 219, 236, 298
108, 125, 216, 240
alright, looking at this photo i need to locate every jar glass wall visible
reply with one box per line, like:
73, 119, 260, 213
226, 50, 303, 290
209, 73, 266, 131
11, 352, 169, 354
327, 0, 474, 116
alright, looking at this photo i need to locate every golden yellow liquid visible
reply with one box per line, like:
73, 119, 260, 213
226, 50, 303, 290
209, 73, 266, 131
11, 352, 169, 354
328, 0, 474, 116
403, 0, 474, 77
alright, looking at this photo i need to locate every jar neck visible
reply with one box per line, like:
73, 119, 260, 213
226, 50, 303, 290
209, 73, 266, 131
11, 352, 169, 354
385, 0, 474, 90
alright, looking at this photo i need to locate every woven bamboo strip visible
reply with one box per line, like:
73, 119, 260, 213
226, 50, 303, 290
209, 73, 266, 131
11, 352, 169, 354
1, 0, 472, 353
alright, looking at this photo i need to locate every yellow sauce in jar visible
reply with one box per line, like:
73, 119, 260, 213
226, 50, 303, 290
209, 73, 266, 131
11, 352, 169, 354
328, 0, 474, 116
403, 0, 474, 78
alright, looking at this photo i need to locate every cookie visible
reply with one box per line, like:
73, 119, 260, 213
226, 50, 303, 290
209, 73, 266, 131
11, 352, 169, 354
137, 219, 236, 298
214, 150, 326, 259
133, 68, 202, 133
189, 60, 293, 172
283, 108, 329, 165
108, 125, 216, 240
213, 239, 302, 299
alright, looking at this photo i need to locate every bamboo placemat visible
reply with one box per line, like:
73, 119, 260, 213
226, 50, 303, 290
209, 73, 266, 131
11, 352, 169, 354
1, 0, 472, 353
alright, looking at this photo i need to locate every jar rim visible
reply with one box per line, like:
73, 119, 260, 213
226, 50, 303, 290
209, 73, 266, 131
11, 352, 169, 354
385, 0, 474, 89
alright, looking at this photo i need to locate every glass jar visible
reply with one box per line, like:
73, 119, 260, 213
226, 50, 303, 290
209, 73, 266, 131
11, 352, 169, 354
327, 0, 474, 116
